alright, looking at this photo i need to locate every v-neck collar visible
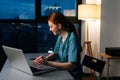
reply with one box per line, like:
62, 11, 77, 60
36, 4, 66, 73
60, 32, 70, 44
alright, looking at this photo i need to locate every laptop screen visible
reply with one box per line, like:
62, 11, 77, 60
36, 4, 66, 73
0, 46, 7, 72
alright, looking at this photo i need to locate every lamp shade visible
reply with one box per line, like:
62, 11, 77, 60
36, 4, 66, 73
78, 4, 100, 20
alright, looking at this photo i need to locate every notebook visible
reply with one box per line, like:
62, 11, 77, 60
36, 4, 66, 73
2, 45, 57, 76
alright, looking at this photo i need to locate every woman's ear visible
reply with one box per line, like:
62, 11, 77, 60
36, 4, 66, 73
58, 24, 62, 29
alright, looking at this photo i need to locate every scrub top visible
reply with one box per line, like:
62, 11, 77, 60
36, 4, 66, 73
54, 32, 82, 80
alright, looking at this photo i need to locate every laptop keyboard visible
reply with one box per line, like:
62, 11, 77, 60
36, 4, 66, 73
30, 66, 42, 72
30, 66, 58, 73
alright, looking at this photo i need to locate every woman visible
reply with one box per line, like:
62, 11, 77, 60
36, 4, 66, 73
33, 12, 82, 80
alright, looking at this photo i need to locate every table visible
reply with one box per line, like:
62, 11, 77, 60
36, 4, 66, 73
0, 53, 74, 80
100, 53, 120, 80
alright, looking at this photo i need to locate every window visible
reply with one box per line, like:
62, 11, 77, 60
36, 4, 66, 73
0, 0, 81, 53
37, 23, 57, 52
41, 0, 77, 17
0, 23, 37, 52
0, 0, 35, 20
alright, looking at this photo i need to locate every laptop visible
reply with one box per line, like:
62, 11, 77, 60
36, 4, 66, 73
2, 45, 57, 76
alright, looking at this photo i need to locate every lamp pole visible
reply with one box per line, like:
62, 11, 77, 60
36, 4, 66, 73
80, 20, 93, 57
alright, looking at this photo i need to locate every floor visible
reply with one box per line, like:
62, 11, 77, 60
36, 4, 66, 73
83, 77, 94, 80
83, 73, 120, 80
83, 77, 120, 80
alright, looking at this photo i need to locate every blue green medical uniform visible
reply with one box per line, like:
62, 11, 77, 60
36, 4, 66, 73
54, 32, 82, 80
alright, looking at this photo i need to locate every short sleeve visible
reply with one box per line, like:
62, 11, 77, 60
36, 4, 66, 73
68, 33, 80, 62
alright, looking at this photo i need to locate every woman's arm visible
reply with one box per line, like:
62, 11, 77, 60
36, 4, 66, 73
45, 53, 56, 61
33, 54, 74, 71
46, 61, 75, 71
32, 53, 55, 66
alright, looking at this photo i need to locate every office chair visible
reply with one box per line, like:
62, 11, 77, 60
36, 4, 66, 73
82, 55, 106, 80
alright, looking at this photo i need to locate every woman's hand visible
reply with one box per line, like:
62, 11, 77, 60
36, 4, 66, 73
32, 55, 48, 66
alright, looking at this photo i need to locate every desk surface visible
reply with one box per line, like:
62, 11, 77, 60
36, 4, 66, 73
0, 53, 74, 80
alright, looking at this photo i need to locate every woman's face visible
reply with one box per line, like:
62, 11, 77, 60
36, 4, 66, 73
48, 21, 61, 35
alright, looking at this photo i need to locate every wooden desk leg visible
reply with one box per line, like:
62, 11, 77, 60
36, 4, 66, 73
106, 59, 110, 80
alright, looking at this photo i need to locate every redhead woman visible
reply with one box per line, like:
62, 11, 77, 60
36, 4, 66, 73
33, 12, 82, 80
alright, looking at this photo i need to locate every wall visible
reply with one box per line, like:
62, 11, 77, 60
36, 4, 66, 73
101, 0, 120, 77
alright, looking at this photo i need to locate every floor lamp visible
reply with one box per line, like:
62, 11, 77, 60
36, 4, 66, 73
78, 4, 99, 57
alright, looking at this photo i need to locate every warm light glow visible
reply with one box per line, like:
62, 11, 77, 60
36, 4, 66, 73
78, 4, 100, 20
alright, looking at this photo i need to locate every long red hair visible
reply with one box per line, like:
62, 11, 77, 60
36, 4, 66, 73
48, 12, 78, 36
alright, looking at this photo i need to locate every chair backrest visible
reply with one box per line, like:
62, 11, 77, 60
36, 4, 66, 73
82, 55, 106, 73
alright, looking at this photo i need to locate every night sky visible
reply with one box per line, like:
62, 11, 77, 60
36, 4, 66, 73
41, 0, 76, 16
0, 0, 35, 19
0, 0, 76, 19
